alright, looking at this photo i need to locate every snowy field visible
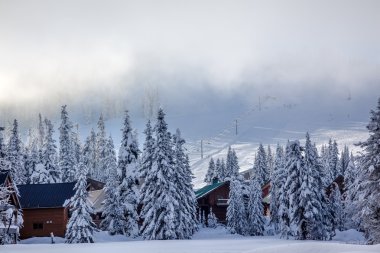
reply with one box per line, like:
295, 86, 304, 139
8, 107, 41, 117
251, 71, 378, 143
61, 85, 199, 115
2, 227, 379, 253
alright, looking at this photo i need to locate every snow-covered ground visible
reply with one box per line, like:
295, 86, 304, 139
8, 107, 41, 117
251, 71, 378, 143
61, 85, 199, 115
2, 227, 379, 253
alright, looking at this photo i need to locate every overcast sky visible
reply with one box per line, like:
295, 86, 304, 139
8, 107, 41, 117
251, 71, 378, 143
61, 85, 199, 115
0, 0, 379, 126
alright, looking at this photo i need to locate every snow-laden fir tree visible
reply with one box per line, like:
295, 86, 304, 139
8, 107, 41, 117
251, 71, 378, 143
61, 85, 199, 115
246, 176, 265, 236
281, 141, 304, 238
7, 119, 26, 184
343, 153, 359, 229
225, 147, 240, 181
37, 113, 45, 151
204, 158, 217, 184
325, 139, 339, 185
226, 179, 246, 235
139, 109, 179, 240
71, 125, 82, 165
267, 145, 274, 176
297, 133, 328, 240
100, 136, 125, 235
253, 143, 268, 187
173, 129, 197, 239
207, 207, 218, 228
96, 114, 108, 182
354, 98, 380, 244
329, 182, 344, 232
338, 145, 350, 176
269, 144, 285, 233
139, 120, 154, 179
216, 158, 226, 182
65, 157, 97, 243
42, 119, 61, 183
83, 129, 97, 179
118, 111, 140, 238
0, 127, 9, 171
278, 142, 291, 239
25, 135, 40, 184
59, 105, 76, 182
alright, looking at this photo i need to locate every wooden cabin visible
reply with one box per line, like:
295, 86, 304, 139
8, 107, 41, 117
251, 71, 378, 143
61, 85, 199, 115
0, 170, 22, 244
196, 180, 271, 225
18, 182, 76, 239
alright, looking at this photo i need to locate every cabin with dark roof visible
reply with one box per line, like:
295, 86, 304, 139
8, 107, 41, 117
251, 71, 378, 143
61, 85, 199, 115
18, 182, 76, 239
0, 170, 21, 244
195, 180, 271, 225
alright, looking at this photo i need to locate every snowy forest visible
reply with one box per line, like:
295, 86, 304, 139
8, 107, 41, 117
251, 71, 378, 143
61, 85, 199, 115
1, 98, 380, 246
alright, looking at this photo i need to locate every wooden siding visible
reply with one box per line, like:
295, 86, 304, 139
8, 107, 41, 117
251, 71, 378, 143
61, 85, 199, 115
197, 182, 230, 224
20, 207, 68, 239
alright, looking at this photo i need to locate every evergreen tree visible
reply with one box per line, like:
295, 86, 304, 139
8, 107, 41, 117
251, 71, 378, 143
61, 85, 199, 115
100, 136, 125, 235
83, 129, 97, 179
329, 182, 344, 232
267, 145, 274, 176
226, 179, 246, 235
354, 98, 380, 244
7, 119, 26, 184
338, 145, 350, 176
71, 125, 82, 166
139, 120, 154, 179
118, 111, 140, 237
0, 127, 9, 171
140, 109, 179, 240
225, 147, 240, 181
173, 129, 197, 239
298, 133, 328, 240
204, 158, 216, 184
270, 144, 285, 233
65, 158, 97, 243
325, 139, 339, 185
207, 207, 218, 228
25, 135, 40, 184
42, 119, 60, 183
216, 158, 226, 182
37, 113, 45, 151
253, 143, 268, 186
59, 105, 76, 182
278, 142, 291, 239
283, 140, 304, 238
246, 176, 265, 236
343, 154, 359, 229
96, 114, 108, 182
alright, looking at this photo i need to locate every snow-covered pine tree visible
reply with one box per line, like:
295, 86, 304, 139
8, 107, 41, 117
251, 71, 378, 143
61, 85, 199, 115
204, 158, 216, 184
139, 109, 179, 240
246, 176, 265, 236
225, 148, 240, 181
0, 127, 9, 171
100, 135, 125, 235
65, 158, 97, 243
117, 111, 140, 238
354, 98, 380, 244
297, 133, 327, 240
59, 105, 76, 182
83, 129, 97, 179
207, 207, 218, 228
226, 179, 246, 235
278, 142, 291, 239
37, 113, 45, 151
25, 134, 40, 184
338, 145, 350, 176
343, 153, 359, 229
43, 119, 60, 183
216, 158, 226, 182
282, 140, 304, 238
325, 139, 339, 185
7, 119, 26, 184
173, 129, 197, 239
139, 120, 154, 179
71, 125, 82, 165
267, 145, 274, 176
253, 143, 268, 187
269, 144, 285, 233
95, 114, 108, 182
329, 182, 344, 232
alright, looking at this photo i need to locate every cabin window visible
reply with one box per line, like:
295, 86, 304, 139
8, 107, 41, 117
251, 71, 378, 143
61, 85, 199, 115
33, 223, 43, 230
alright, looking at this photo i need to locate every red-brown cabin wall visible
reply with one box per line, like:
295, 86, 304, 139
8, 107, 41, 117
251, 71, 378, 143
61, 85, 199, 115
20, 207, 68, 239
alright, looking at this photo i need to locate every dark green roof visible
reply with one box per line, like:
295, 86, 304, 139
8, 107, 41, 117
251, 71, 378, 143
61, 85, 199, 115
195, 181, 227, 199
